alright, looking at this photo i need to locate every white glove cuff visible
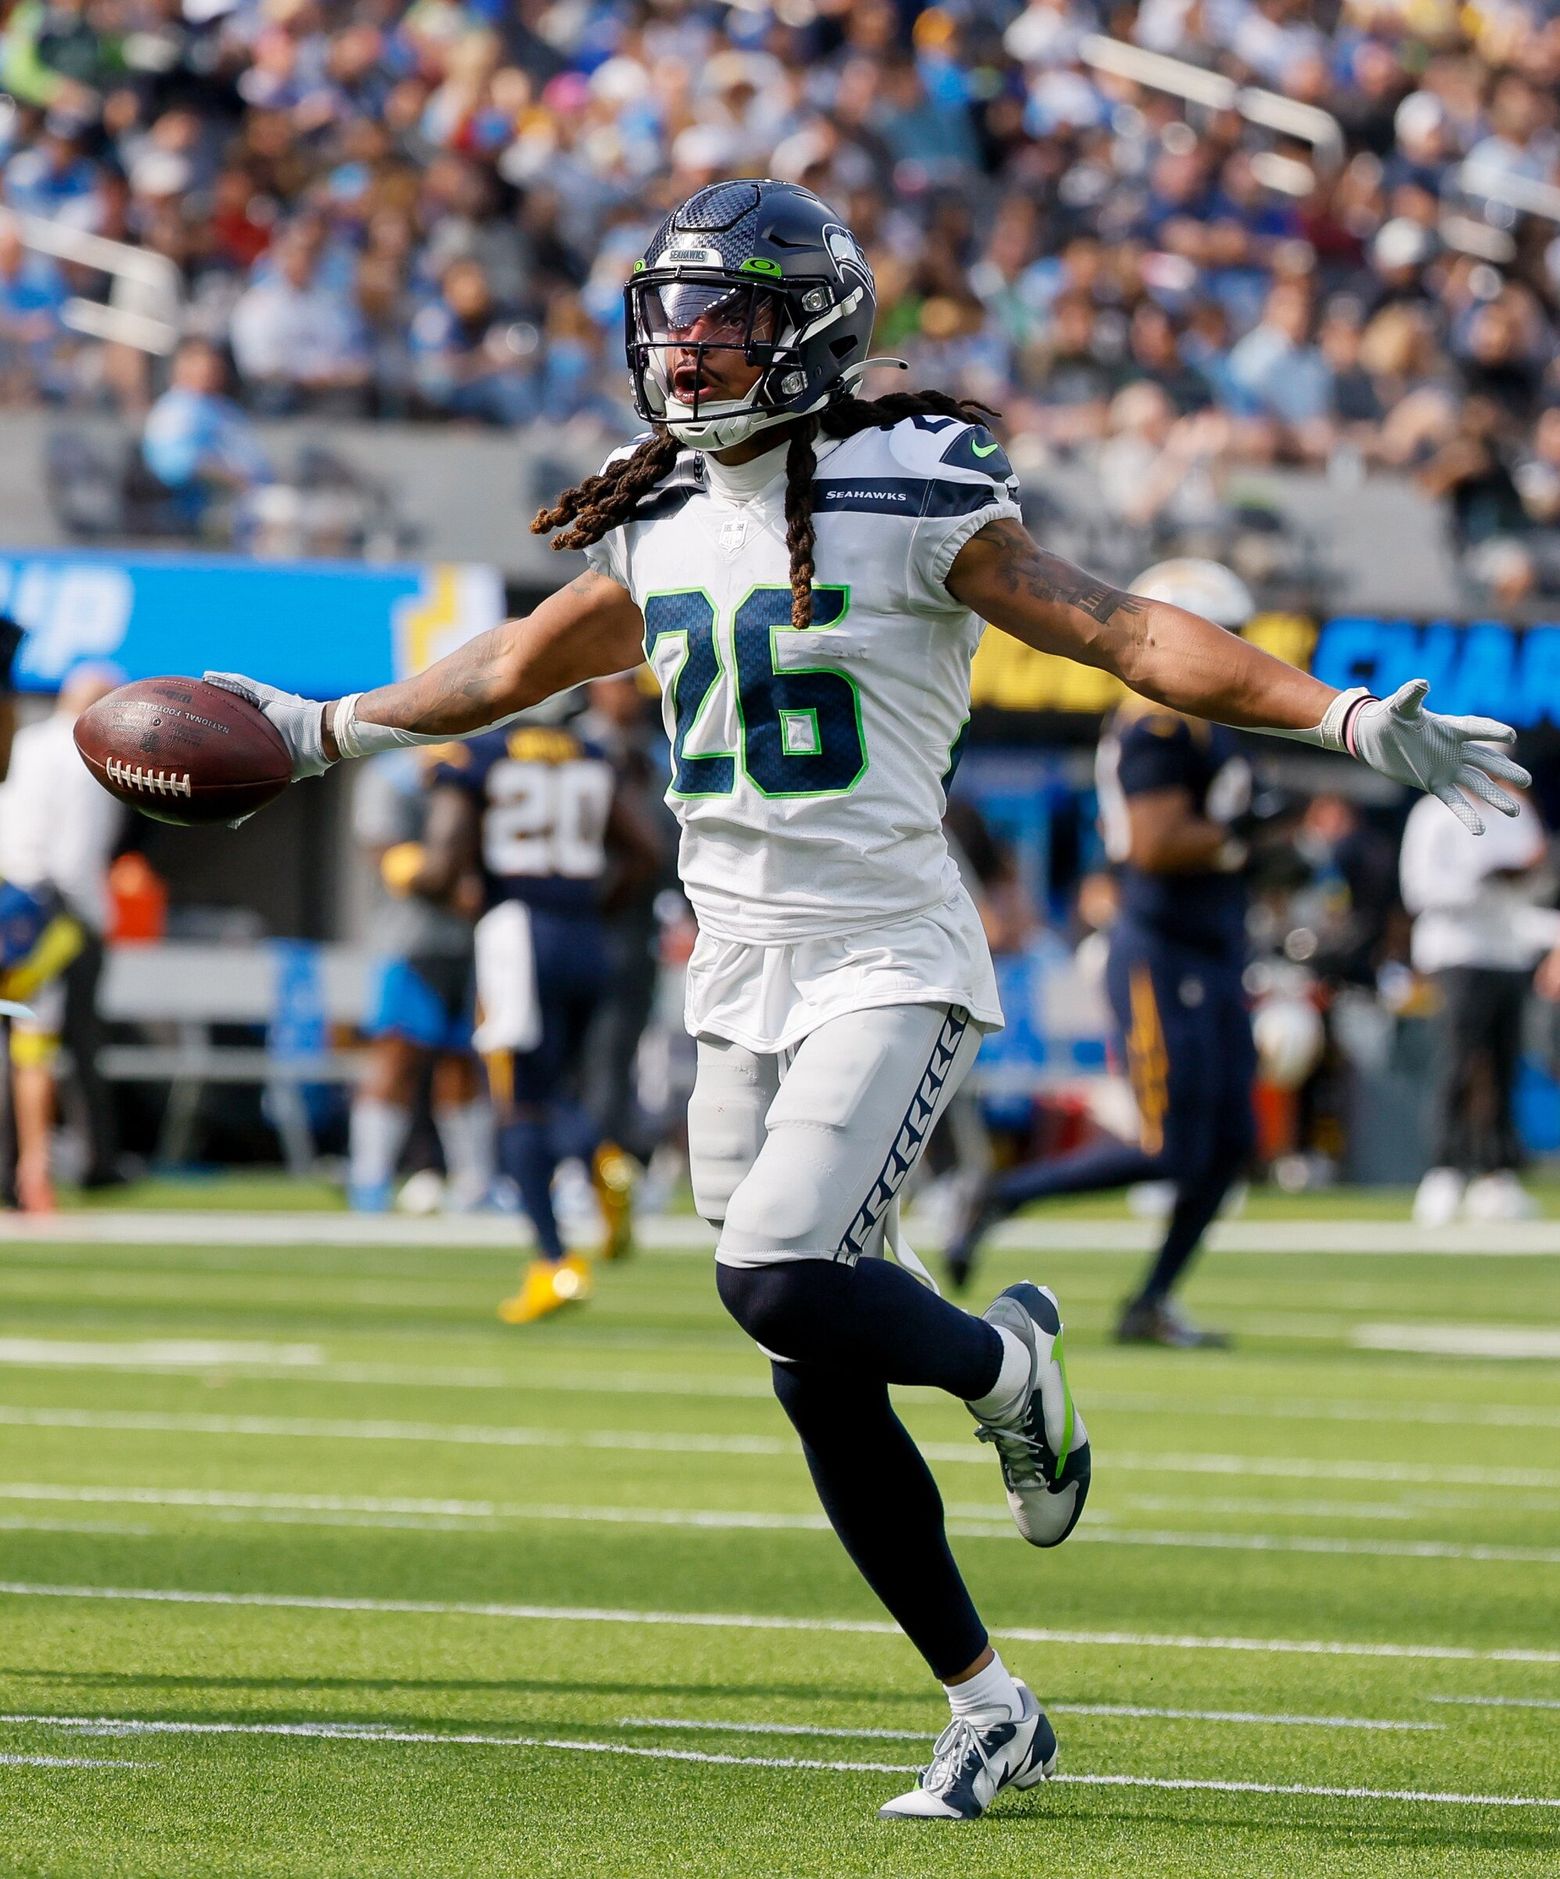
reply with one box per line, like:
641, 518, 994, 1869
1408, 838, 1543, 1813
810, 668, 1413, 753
332, 694, 453, 761
1265, 686, 1373, 753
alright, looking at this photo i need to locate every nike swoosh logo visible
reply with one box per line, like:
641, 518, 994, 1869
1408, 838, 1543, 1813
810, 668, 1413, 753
971, 440, 1000, 457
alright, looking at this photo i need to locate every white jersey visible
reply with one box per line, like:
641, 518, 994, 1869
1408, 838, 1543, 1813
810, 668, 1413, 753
586, 415, 1019, 936
584, 413, 1019, 1051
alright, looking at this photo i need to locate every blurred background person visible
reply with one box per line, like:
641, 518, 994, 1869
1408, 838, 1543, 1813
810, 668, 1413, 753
141, 339, 275, 541
1400, 782, 1560, 1226
347, 747, 492, 1215
575, 670, 676, 1237
419, 715, 659, 1324
947, 562, 1260, 1347
0, 659, 124, 1210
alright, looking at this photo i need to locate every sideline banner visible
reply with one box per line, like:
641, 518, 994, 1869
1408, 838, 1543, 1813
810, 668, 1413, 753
0, 548, 504, 694
971, 611, 1560, 729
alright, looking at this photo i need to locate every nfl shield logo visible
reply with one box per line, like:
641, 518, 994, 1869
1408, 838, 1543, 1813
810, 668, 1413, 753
719, 515, 748, 555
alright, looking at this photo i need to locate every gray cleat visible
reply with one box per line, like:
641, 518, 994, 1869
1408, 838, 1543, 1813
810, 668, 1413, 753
969, 1282, 1091, 1547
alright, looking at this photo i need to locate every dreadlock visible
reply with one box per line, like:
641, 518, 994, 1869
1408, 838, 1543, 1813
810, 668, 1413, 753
531, 391, 1000, 631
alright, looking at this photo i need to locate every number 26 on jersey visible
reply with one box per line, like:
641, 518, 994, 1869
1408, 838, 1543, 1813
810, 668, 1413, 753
643, 584, 866, 801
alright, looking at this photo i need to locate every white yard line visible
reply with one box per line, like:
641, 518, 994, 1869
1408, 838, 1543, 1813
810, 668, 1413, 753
2, 1404, 1552, 1490
1, 1712, 1552, 1807
1429, 1695, 1560, 1711
0, 1484, 1550, 1562
615, 1708, 1443, 1736
1, 1581, 1554, 1664
1355, 1325, 1560, 1360
1, 1343, 1554, 1434
14, 1210, 1560, 1253
0, 1752, 147, 1769
0, 1339, 324, 1369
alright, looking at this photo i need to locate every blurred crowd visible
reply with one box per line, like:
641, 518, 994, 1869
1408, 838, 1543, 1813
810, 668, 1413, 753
4, 3, 1560, 587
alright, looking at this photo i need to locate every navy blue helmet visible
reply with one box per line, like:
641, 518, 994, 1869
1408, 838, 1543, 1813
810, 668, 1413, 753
625, 179, 877, 450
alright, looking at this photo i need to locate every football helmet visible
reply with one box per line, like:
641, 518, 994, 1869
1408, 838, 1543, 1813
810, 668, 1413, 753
625, 179, 876, 451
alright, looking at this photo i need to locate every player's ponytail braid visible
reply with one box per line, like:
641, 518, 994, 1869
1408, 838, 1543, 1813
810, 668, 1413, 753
536, 391, 1000, 629
531, 426, 681, 550
783, 390, 1001, 629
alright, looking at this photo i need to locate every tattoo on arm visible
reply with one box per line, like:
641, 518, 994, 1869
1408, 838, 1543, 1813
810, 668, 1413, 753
974, 519, 1147, 628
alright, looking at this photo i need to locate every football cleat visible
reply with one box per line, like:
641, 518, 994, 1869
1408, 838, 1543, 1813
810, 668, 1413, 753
1115, 1296, 1231, 1350
970, 1282, 1090, 1547
878, 1681, 1057, 1820
592, 1143, 637, 1261
497, 1253, 594, 1325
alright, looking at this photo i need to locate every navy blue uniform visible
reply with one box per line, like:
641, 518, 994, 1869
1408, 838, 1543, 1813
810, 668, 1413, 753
437, 722, 614, 1105
436, 723, 616, 1261
1096, 704, 1257, 1178
952, 704, 1255, 1335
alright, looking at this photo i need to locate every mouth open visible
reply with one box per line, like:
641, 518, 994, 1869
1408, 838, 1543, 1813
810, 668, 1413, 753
672, 363, 718, 402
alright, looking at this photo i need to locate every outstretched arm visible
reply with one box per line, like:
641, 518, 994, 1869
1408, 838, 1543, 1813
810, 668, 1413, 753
948, 518, 1529, 833
208, 569, 645, 771
949, 518, 1329, 730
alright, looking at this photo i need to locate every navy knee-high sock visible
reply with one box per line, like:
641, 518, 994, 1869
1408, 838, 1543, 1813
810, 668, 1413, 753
500, 1113, 563, 1261
717, 1258, 1003, 1401
989, 1135, 1162, 1219
1133, 1148, 1245, 1306
772, 1361, 988, 1679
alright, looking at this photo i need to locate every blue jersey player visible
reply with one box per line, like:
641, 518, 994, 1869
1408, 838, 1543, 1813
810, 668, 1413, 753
417, 716, 657, 1322
947, 562, 1261, 1347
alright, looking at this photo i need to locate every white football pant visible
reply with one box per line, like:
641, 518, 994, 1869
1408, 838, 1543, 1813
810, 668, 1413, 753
689, 1002, 981, 1269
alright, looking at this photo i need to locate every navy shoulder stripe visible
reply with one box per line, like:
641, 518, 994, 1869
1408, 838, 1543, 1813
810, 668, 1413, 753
939, 424, 1013, 482
811, 477, 1008, 519
628, 484, 698, 524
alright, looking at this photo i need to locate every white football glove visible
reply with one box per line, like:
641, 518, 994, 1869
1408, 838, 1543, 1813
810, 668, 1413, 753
203, 672, 333, 779
1285, 680, 1529, 835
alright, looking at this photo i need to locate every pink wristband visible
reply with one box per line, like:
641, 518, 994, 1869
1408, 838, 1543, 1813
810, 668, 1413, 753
1340, 695, 1374, 758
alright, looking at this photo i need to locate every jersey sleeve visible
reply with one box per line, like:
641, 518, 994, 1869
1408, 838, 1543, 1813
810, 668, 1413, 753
1113, 712, 1199, 797
886, 419, 1023, 613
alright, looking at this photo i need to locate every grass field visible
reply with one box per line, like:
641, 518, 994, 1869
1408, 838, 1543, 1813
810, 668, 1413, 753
1, 1200, 1557, 1877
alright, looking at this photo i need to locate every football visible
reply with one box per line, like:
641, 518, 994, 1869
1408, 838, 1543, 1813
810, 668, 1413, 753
73, 675, 294, 826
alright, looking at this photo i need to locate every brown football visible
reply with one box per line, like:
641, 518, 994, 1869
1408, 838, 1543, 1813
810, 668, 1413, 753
73, 676, 293, 826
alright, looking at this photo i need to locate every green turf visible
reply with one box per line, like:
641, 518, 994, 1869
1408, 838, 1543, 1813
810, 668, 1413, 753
1, 1214, 1556, 1877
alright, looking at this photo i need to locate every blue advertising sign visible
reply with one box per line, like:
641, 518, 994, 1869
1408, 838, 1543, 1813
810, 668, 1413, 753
0, 548, 504, 694
1308, 617, 1560, 730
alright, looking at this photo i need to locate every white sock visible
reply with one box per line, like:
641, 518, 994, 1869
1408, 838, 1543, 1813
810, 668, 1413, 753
436, 1100, 495, 1198
349, 1099, 411, 1190
945, 1650, 1024, 1727
966, 1326, 1032, 1419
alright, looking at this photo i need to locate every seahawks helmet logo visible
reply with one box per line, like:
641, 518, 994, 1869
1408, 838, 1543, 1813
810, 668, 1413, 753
823, 224, 870, 284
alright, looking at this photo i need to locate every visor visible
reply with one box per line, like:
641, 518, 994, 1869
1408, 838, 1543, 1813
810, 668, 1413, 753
633, 279, 782, 347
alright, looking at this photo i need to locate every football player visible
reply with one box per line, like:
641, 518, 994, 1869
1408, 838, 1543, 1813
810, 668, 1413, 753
348, 748, 492, 1215
945, 561, 1263, 1346
209, 181, 1526, 1821
410, 715, 658, 1323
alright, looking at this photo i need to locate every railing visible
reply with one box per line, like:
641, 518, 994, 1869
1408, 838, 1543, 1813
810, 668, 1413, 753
1077, 36, 1347, 173
16, 211, 181, 355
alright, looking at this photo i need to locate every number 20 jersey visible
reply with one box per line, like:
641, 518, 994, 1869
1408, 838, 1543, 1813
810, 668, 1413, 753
583, 415, 1022, 946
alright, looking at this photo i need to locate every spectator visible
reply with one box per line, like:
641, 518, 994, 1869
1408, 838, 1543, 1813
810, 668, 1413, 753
1226, 281, 1333, 443
141, 338, 274, 534
1096, 382, 1230, 544
409, 256, 535, 426
1400, 787, 1560, 1226
0, 210, 67, 401
0, 660, 124, 1210
229, 225, 370, 414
